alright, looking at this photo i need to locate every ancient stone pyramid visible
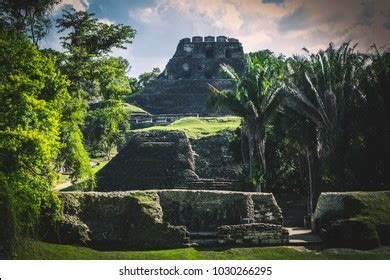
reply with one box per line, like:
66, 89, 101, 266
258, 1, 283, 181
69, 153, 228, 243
97, 36, 245, 191
130, 36, 245, 115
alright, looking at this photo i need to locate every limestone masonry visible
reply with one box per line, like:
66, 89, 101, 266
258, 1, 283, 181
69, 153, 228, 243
129, 36, 245, 114
96, 130, 242, 191
51, 190, 284, 249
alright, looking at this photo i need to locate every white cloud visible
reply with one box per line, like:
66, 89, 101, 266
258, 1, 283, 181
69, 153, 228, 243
98, 18, 115, 25
54, 0, 89, 12
129, 7, 163, 25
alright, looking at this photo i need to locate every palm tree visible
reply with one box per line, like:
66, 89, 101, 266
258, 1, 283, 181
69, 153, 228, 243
282, 55, 320, 214
208, 53, 286, 192
286, 42, 366, 191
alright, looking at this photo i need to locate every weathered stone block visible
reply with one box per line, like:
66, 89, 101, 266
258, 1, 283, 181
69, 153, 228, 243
217, 36, 227, 42
217, 223, 289, 245
192, 36, 203, 42
204, 36, 215, 42
181, 37, 191, 43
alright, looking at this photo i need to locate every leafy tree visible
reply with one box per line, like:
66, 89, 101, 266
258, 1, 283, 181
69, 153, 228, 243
0, 27, 69, 254
43, 50, 93, 184
56, 8, 136, 99
53, 8, 136, 179
128, 76, 141, 94
57, 8, 135, 57
208, 52, 286, 192
138, 67, 161, 89
94, 56, 133, 100
0, 0, 60, 44
84, 100, 130, 159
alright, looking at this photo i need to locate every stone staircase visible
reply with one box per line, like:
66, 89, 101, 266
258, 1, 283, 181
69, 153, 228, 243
189, 228, 323, 248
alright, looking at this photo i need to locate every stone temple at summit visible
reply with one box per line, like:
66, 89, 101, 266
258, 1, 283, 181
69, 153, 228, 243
130, 35, 245, 115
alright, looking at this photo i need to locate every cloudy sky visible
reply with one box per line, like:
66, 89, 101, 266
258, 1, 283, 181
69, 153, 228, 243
42, 0, 390, 77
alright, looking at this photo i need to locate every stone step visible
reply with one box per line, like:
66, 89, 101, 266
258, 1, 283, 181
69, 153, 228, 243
191, 239, 218, 247
287, 227, 323, 246
190, 231, 217, 239
190, 231, 219, 247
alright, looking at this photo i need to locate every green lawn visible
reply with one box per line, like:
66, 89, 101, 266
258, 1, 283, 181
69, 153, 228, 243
16, 240, 390, 260
135, 116, 241, 139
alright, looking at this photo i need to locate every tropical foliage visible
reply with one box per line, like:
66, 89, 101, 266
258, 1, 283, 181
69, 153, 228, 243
208, 52, 286, 192
0, 3, 136, 258
1, 0, 389, 260
0, 28, 67, 256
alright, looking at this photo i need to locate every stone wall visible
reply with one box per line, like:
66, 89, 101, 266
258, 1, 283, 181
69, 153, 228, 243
164, 36, 245, 80
55, 192, 190, 249
217, 223, 289, 245
156, 190, 283, 230
191, 132, 242, 181
130, 79, 236, 115
53, 190, 283, 249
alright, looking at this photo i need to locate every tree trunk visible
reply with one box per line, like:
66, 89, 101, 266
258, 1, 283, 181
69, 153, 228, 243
248, 135, 254, 180
240, 127, 248, 167
305, 146, 313, 215
255, 124, 266, 193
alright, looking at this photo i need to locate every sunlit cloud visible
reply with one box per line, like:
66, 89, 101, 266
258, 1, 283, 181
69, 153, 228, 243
55, 0, 90, 12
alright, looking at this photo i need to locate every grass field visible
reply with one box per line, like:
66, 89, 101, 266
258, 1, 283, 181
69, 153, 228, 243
136, 116, 241, 139
16, 240, 390, 260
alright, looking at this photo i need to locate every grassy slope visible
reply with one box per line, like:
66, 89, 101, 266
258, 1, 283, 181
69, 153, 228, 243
18, 240, 390, 260
135, 116, 241, 139
124, 103, 148, 114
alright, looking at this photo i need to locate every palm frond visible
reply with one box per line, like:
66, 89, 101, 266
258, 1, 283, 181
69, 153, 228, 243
220, 63, 240, 81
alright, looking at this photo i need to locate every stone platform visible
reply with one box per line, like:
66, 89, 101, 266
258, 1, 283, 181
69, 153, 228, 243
48, 190, 284, 250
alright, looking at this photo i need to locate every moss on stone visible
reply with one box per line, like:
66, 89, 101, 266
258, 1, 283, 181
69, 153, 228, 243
350, 191, 390, 224
52, 192, 189, 250
313, 191, 390, 248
